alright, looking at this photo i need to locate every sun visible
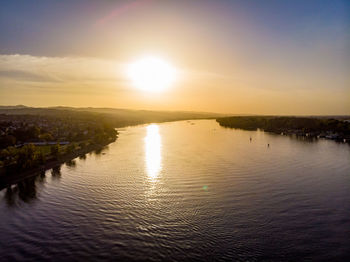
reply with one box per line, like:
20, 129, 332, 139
127, 56, 176, 92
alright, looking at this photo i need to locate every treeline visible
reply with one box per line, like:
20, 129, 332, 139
0, 114, 117, 149
0, 137, 115, 173
216, 116, 350, 136
0, 112, 118, 173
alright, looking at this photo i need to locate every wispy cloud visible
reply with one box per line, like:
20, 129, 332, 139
0, 54, 125, 84
0, 69, 63, 83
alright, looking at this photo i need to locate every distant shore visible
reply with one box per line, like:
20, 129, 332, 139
216, 116, 350, 143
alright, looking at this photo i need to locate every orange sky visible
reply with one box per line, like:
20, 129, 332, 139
0, 0, 349, 115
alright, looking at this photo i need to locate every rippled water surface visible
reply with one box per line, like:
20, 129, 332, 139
1, 120, 350, 261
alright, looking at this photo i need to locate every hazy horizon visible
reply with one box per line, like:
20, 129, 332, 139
1, 104, 350, 117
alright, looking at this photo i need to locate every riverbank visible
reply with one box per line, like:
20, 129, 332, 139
0, 136, 116, 190
216, 116, 350, 143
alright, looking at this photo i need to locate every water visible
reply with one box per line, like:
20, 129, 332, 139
0, 120, 349, 261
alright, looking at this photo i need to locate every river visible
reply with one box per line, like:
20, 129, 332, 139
0, 120, 349, 261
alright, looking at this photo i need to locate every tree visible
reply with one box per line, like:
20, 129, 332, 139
35, 150, 45, 165
50, 144, 60, 159
65, 143, 75, 154
0, 135, 16, 149
17, 144, 36, 169
39, 133, 54, 142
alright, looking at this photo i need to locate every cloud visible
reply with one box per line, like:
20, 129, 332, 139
0, 54, 125, 84
0, 69, 63, 83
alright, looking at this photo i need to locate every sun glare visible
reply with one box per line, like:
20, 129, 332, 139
127, 56, 176, 92
145, 124, 162, 180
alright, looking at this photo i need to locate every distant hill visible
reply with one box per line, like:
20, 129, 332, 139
0, 106, 225, 127
0, 105, 27, 110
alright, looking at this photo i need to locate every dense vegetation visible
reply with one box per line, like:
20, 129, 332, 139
216, 116, 350, 140
0, 140, 112, 173
0, 113, 117, 145
0, 112, 117, 174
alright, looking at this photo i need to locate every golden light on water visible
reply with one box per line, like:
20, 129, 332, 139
144, 124, 162, 180
127, 56, 176, 92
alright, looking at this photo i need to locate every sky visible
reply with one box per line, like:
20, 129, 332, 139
0, 0, 349, 115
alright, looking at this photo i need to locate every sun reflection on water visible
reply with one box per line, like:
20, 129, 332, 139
144, 124, 162, 180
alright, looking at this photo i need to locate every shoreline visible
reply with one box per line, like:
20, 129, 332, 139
218, 124, 349, 144
0, 137, 116, 190
216, 117, 350, 144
